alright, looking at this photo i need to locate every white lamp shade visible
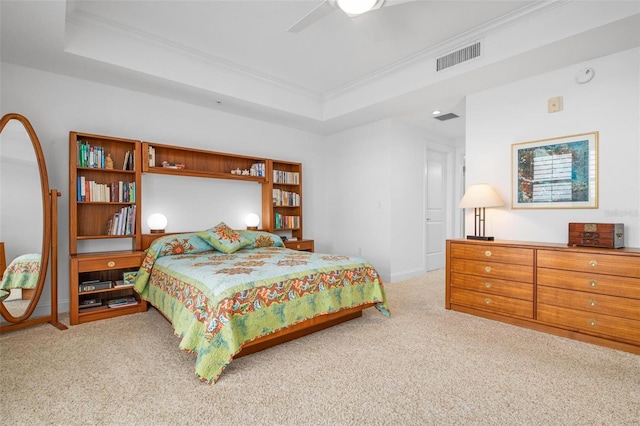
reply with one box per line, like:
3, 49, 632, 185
245, 213, 260, 228
459, 184, 505, 209
337, 0, 378, 15
147, 213, 168, 231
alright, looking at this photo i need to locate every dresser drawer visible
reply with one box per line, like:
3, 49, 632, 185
76, 252, 145, 273
537, 268, 640, 299
450, 272, 533, 301
450, 259, 533, 283
450, 288, 533, 318
537, 250, 640, 278
450, 243, 533, 266
538, 303, 640, 344
538, 286, 640, 321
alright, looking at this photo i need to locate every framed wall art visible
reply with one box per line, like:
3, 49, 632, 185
512, 131, 598, 209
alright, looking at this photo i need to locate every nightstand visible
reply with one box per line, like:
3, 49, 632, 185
284, 239, 314, 252
69, 250, 147, 325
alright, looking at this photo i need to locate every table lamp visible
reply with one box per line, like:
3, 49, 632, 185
458, 184, 505, 241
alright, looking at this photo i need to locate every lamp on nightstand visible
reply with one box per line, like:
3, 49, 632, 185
245, 213, 260, 230
148, 213, 168, 234
459, 184, 505, 241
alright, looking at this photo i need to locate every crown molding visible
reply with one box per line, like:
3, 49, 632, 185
65, 8, 324, 102
323, 0, 569, 100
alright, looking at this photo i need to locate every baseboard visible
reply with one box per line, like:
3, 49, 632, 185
389, 268, 428, 283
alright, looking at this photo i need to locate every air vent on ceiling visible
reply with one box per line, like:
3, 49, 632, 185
434, 113, 459, 121
436, 41, 482, 71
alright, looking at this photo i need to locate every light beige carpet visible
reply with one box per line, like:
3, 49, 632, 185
1, 270, 638, 425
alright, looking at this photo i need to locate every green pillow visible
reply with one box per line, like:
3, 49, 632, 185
237, 230, 284, 248
199, 222, 251, 254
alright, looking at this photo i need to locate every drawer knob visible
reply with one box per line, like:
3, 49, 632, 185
588, 319, 597, 327
589, 299, 597, 307
589, 260, 598, 267
484, 266, 492, 273
589, 280, 598, 287
484, 250, 492, 257
484, 282, 492, 289
107, 261, 116, 268
484, 298, 491, 305
296, 244, 301, 249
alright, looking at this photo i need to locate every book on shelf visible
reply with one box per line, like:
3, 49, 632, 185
122, 271, 138, 286
272, 188, 300, 206
147, 145, 156, 167
106, 205, 136, 236
76, 179, 135, 203
77, 140, 106, 169
161, 161, 186, 169
273, 170, 300, 185
250, 162, 265, 177
122, 151, 135, 171
274, 212, 300, 230
107, 296, 138, 308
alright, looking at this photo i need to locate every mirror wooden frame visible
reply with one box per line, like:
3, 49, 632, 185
0, 113, 66, 331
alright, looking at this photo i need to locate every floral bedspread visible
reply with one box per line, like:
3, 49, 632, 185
134, 234, 389, 384
0, 253, 41, 300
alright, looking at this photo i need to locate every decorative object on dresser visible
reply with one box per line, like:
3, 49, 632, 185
458, 183, 505, 241
568, 222, 624, 248
511, 132, 598, 209
446, 239, 640, 355
1, 113, 66, 332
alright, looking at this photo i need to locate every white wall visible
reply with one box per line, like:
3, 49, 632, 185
1, 62, 324, 315
321, 118, 451, 283
465, 48, 640, 247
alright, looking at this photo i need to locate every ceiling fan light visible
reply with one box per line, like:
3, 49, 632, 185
337, 0, 379, 16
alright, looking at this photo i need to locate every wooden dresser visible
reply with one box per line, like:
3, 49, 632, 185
446, 239, 640, 354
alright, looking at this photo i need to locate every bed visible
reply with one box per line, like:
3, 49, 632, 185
133, 223, 389, 384
0, 253, 41, 301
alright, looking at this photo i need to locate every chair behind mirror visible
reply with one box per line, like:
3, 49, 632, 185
0, 113, 66, 331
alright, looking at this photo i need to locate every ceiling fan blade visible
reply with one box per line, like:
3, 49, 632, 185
383, 0, 414, 7
287, 1, 336, 33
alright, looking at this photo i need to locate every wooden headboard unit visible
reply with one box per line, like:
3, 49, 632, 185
141, 232, 186, 251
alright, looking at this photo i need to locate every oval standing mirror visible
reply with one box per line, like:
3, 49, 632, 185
0, 113, 65, 330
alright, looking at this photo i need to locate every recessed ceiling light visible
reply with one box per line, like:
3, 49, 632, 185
432, 110, 441, 115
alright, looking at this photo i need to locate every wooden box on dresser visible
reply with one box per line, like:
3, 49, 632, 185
446, 239, 640, 355
69, 132, 146, 325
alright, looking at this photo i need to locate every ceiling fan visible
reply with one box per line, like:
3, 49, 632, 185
287, 0, 413, 34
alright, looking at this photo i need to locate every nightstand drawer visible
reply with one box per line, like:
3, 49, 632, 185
76, 252, 145, 272
284, 239, 314, 252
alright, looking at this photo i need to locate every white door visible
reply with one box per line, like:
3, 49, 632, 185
425, 149, 447, 271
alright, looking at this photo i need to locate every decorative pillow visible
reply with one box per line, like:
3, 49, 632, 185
237, 230, 284, 249
199, 222, 251, 254
148, 232, 213, 258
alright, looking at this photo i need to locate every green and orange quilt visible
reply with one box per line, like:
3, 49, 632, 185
134, 233, 389, 384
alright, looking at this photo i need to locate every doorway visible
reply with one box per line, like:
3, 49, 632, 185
425, 144, 456, 271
